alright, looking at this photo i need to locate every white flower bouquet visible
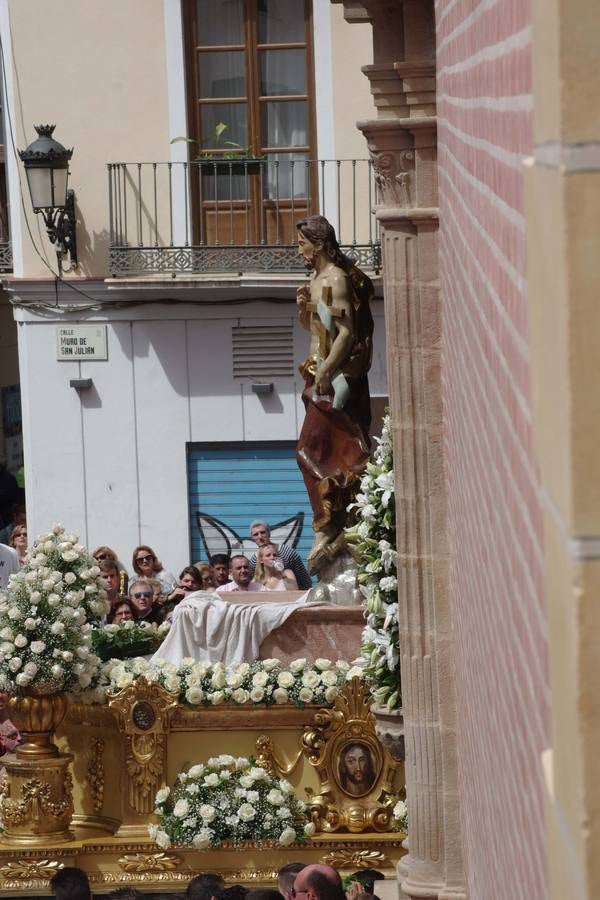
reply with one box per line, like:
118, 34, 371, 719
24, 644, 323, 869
92, 620, 171, 661
392, 798, 408, 832
0, 524, 109, 694
149, 754, 313, 849
85, 656, 365, 707
346, 413, 400, 709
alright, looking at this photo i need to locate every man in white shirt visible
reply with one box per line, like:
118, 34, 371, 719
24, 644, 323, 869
216, 555, 265, 593
0, 543, 19, 589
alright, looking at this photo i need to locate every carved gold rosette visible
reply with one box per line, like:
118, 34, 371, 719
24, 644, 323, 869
302, 677, 404, 833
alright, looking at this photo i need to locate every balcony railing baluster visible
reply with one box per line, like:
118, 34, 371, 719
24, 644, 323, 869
107, 158, 380, 276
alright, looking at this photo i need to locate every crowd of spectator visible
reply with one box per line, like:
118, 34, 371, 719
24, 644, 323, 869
0, 514, 312, 626
49, 863, 386, 900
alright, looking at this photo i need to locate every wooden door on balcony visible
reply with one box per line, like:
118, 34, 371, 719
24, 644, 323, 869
183, 0, 317, 250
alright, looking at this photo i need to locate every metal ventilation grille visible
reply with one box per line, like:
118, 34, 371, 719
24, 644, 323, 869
232, 323, 295, 379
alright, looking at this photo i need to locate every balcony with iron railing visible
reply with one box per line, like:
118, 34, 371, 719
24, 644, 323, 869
107, 158, 380, 277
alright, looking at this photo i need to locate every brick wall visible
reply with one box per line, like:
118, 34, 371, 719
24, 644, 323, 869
436, 1, 549, 897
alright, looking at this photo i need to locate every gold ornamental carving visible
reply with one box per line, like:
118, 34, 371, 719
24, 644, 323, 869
85, 737, 105, 814
0, 858, 64, 880
118, 851, 182, 873
302, 677, 403, 833
321, 849, 388, 869
255, 734, 302, 777
109, 676, 179, 814
1, 775, 73, 825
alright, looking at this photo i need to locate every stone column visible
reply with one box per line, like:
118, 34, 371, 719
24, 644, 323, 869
337, 0, 467, 896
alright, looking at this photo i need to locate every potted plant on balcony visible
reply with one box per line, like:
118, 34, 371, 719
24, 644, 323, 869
171, 123, 266, 176
0, 524, 109, 844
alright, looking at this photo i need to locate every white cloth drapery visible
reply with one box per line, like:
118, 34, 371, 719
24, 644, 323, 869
150, 590, 309, 665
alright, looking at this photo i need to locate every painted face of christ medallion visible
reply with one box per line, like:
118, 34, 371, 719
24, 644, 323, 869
337, 742, 377, 797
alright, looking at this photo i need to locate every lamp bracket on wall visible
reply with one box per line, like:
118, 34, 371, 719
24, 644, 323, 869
41, 190, 78, 272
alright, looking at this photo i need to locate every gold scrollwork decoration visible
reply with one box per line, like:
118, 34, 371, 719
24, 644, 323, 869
0, 858, 64, 880
86, 737, 105, 814
255, 735, 302, 777
321, 849, 388, 869
2, 774, 73, 826
118, 852, 182, 873
301, 678, 404, 834
109, 677, 179, 814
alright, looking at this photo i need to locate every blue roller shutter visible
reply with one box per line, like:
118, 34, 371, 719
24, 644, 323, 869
187, 442, 313, 570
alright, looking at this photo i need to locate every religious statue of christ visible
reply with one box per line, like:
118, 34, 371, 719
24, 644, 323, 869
295, 215, 374, 572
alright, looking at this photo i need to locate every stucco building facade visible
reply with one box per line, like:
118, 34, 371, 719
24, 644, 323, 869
1, 0, 600, 897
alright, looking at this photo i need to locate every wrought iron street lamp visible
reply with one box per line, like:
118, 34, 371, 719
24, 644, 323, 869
18, 124, 77, 271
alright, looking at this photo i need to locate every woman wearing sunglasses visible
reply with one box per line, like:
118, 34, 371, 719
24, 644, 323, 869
10, 525, 27, 568
131, 545, 176, 595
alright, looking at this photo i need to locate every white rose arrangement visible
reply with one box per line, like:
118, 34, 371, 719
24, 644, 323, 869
346, 413, 400, 709
149, 754, 313, 849
91, 620, 171, 661
0, 524, 109, 694
85, 656, 365, 708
